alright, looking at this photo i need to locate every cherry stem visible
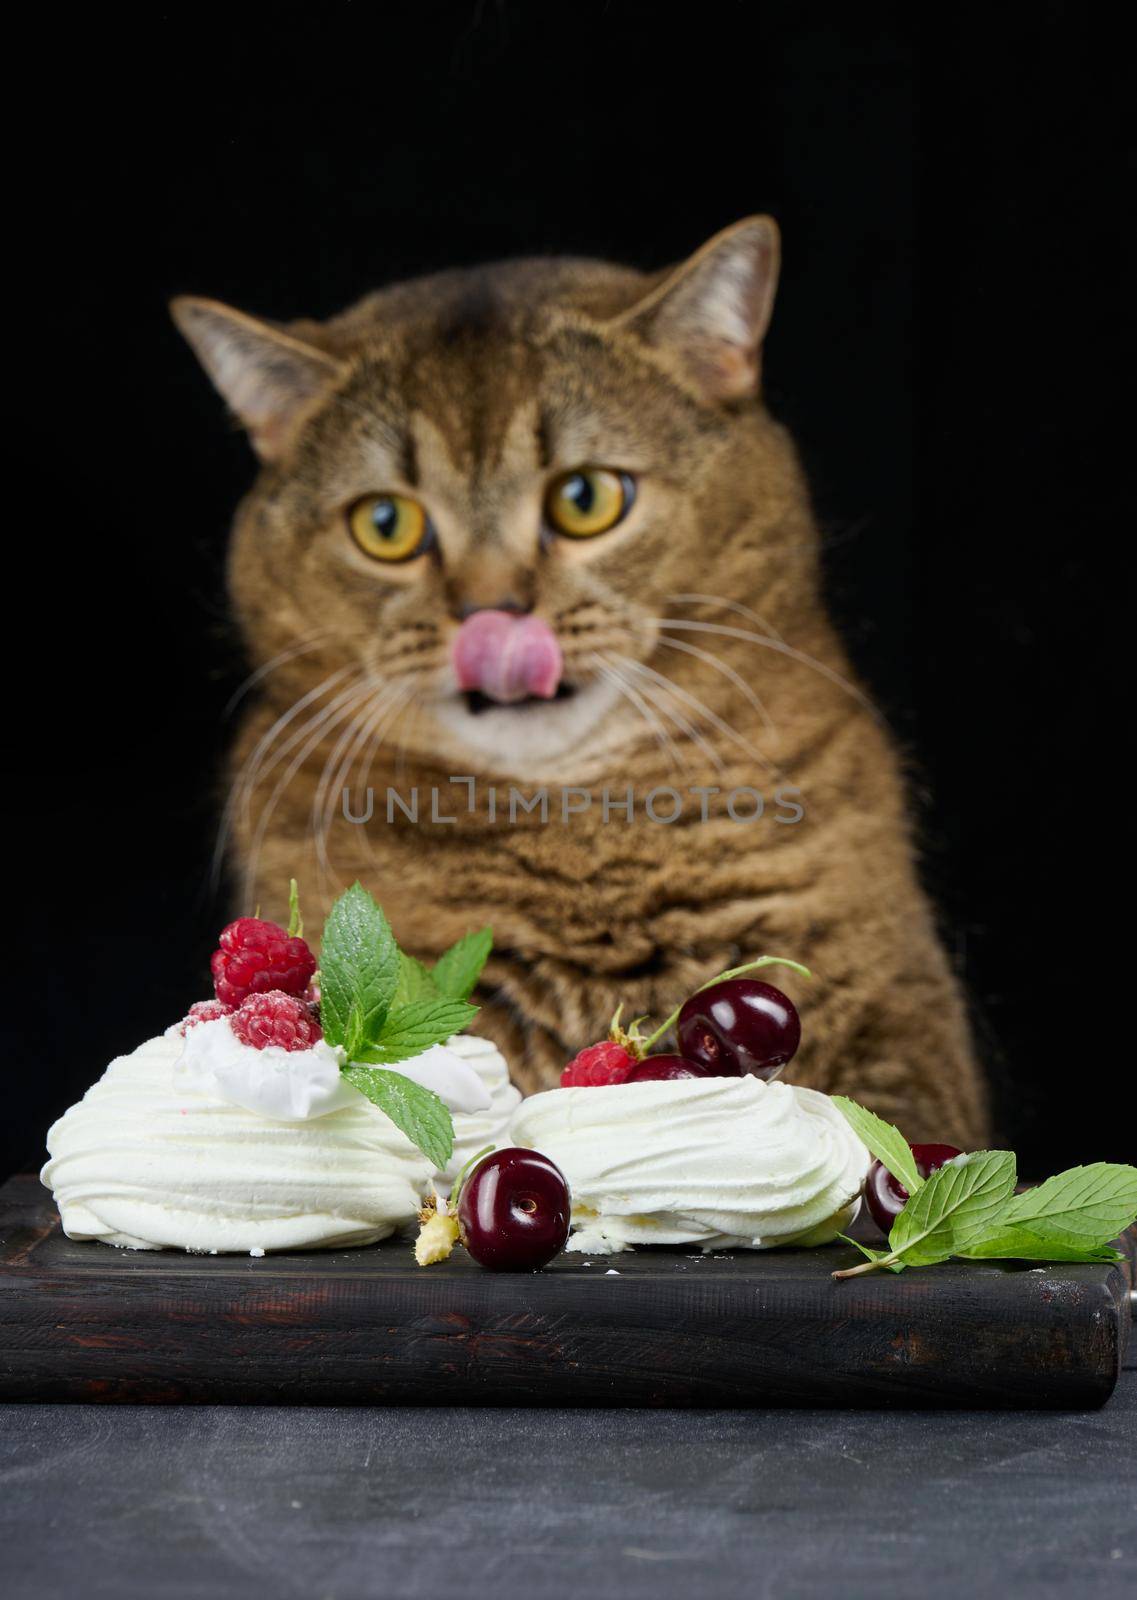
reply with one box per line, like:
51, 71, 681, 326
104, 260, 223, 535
446, 1143, 495, 1209
639, 956, 812, 1052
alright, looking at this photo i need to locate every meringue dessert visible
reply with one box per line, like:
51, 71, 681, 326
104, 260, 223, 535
42, 1031, 435, 1253
41, 882, 513, 1254
41, 1023, 503, 1254
510, 1075, 870, 1255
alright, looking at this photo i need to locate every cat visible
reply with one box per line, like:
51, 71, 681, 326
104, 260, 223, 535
173, 217, 989, 1146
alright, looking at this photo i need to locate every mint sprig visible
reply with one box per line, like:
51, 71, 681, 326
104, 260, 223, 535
316, 884, 492, 1166
833, 1097, 1137, 1279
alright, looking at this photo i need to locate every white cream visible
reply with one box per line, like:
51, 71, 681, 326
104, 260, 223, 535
42, 1034, 433, 1253
172, 1019, 357, 1120
170, 1017, 492, 1122
509, 1076, 870, 1254
440, 1034, 523, 1185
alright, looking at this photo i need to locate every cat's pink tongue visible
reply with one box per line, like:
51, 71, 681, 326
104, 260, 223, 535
452, 610, 563, 703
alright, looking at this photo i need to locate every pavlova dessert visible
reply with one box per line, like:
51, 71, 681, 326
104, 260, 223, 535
509, 963, 869, 1255
42, 883, 518, 1253
415, 961, 870, 1269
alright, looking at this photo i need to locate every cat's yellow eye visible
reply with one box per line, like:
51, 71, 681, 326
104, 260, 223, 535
545, 467, 635, 538
347, 494, 432, 562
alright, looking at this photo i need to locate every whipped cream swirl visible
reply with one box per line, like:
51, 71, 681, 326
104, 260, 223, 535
509, 1076, 870, 1254
42, 1034, 433, 1253
169, 1017, 492, 1122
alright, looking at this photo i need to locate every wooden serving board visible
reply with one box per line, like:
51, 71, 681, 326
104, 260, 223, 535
2, 1175, 1132, 1408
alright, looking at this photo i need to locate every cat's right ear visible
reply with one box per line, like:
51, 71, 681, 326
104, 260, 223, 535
613, 216, 780, 402
170, 297, 348, 461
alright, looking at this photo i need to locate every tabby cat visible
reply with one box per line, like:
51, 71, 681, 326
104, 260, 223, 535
173, 218, 988, 1144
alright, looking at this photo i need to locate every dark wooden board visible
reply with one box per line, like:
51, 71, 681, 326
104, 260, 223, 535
2, 1175, 1132, 1408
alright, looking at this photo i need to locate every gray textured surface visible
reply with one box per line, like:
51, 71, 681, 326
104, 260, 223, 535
2, 1375, 1135, 1600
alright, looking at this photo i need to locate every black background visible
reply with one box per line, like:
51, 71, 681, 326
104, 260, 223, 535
9, 3, 1131, 1178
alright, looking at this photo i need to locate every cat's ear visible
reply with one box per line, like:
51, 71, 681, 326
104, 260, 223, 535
170, 297, 348, 460
615, 216, 780, 401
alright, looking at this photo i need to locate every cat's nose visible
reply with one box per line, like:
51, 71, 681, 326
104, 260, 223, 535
445, 559, 536, 621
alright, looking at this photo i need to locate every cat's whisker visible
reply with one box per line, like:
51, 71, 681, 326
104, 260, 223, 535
655, 633, 780, 744
312, 681, 403, 875
229, 674, 379, 893
590, 654, 686, 772
242, 678, 379, 907
246, 672, 374, 798
354, 689, 420, 873
233, 676, 376, 885
609, 655, 725, 773
223, 632, 333, 719
318, 688, 398, 835
212, 664, 363, 891
665, 592, 787, 644
229, 668, 361, 821
652, 616, 881, 720
631, 680, 723, 773
357, 683, 416, 802
313, 680, 415, 882
615, 654, 773, 772
240, 678, 380, 908
393, 691, 423, 788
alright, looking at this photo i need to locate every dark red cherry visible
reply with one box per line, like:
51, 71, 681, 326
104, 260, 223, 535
625, 1054, 710, 1081
864, 1143, 964, 1235
677, 979, 801, 1079
456, 1147, 571, 1270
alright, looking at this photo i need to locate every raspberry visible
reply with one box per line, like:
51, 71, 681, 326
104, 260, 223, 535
561, 1040, 637, 1087
228, 991, 323, 1052
210, 917, 316, 1009
179, 999, 232, 1035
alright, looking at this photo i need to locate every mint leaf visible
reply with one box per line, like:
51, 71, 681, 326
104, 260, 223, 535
342, 1065, 453, 1169
432, 927, 493, 1002
888, 1150, 1017, 1266
352, 998, 477, 1064
832, 1097, 924, 1197
319, 883, 399, 1050
995, 1163, 1137, 1247
958, 1229, 1123, 1264
393, 951, 440, 1008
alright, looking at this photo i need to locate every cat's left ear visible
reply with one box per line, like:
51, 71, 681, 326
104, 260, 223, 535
170, 297, 349, 460
614, 216, 780, 402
